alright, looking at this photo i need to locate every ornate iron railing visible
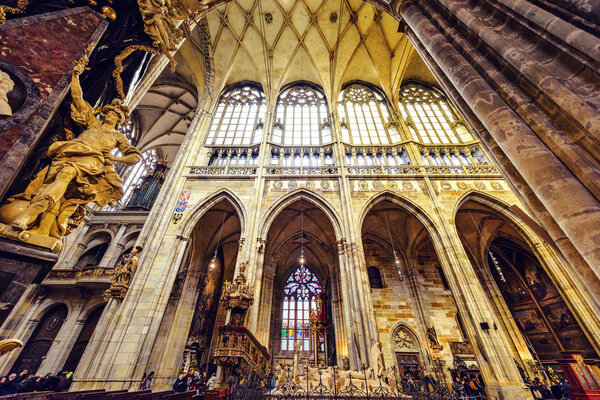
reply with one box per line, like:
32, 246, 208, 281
226, 365, 479, 400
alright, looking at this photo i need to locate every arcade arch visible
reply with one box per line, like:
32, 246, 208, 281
455, 197, 600, 376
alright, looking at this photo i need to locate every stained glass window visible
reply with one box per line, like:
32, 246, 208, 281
273, 84, 331, 146
281, 265, 322, 352
399, 83, 474, 144
206, 84, 266, 146
338, 83, 400, 145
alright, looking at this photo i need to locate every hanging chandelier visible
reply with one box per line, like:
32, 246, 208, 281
383, 205, 404, 281
210, 207, 228, 273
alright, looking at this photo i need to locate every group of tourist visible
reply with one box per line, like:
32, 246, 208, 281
139, 370, 218, 395
451, 374, 485, 399
0, 370, 73, 395
525, 377, 571, 399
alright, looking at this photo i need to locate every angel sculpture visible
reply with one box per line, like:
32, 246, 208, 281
0, 61, 140, 249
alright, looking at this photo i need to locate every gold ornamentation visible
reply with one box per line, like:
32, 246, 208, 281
137, 0, 210, 70
0, 339, 23, 356
0, 0, 28, 24
0, 69, 15, 116
103, 247, 141, 301
101, 6, 116, 21
0, 57, 140, 251
112, 44, 158, 99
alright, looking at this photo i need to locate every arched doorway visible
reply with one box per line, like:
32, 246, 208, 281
455, 197, 598, 376
261, 197, 339, 367
11, 304, 68, 374
62, 306, 105, 373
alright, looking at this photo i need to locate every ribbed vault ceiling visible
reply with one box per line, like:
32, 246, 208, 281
183, 0, 436, 103
132, 0, 439, 158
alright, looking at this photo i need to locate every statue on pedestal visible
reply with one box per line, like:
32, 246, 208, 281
369, 340, 385, 379
0, 60, 141, 251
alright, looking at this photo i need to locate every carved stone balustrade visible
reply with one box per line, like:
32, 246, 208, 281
189, 166, 258, 178
43, 266, 115, 288
265, 166, 339, 176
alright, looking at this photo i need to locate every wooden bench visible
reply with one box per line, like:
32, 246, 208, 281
47, 389, 105, 400
75, 390, 128, 399
161, 391, 196, 400
0, 392, 53, 400
133, 390, 173, 400
107, 390, 151, 399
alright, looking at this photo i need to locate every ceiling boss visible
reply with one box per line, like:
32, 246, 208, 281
0, 57, 141, 252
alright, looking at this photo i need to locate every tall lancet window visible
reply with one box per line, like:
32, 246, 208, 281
338, 83, 400, 145
206, 83, 266, 146
273, 84, 331, 146
281, 265, 322, 352
399, 82, 473, 144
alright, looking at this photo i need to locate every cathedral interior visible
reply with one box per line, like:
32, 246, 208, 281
0, 0, 599, 399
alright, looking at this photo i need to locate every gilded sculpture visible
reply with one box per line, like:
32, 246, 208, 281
104, 247, 141, 300
0, 69, 14, 116
0, 61, 141, 251
137, 0, 210, 69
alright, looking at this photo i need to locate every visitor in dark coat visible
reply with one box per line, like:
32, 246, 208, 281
0, 373, 19, 395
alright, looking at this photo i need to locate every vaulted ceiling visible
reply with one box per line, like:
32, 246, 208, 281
132, 0, 438, 158
205, 0, 419, 102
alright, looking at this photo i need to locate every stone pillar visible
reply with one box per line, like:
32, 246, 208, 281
255, 262, 275, 347
71, 107, 213, 391
98, 225, 128, 268
38, 302, 87, 375
396, 0, 600, 281
419, 179, 532, 399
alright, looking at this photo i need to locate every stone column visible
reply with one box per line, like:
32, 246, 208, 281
397, 0, 600, 283
420, 178, 532, 399
255, 262, 275, 346
98, 225, 128, 268
71, 106, 213, 391
38, 302, 87, 375
56, 222, 91, 268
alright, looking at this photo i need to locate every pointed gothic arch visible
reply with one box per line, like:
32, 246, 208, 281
179, 188, 247, 240
259, 189, 345, 242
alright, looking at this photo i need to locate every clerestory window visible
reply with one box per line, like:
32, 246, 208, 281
338, 83, 400, 145
399, 82, 473, 144
273, 84, 331, 146
118, 149, 158, 207
206, 83, 266, 146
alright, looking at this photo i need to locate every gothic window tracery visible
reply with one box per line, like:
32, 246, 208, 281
399, 83, 473, 144
281, 265, 322, 352
338, 83, 400, 145
273, 84, 331, 146
206, 84, 266, 146
393, 326, 417, 351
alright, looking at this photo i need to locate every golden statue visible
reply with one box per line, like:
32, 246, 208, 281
0, 69, 14, 116
137, 0, 210, 70
0, 61, 141, 251
104, 246, 141, 300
